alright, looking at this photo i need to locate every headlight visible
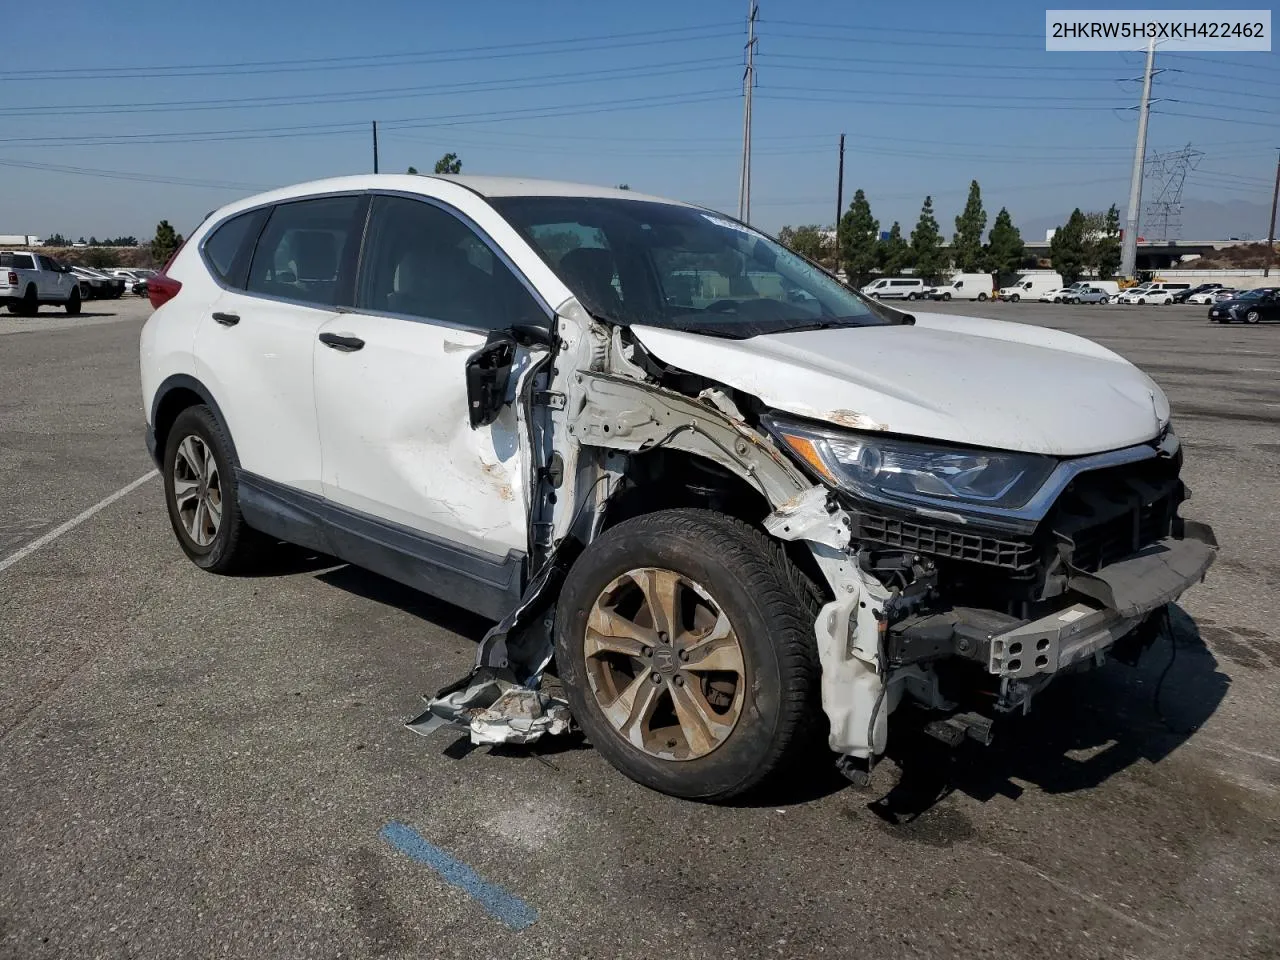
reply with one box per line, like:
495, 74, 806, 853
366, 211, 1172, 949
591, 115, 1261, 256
763, 416, 1057, 510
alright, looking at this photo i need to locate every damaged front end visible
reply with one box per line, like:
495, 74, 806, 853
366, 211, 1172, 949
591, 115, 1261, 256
410, 294, 1216, 780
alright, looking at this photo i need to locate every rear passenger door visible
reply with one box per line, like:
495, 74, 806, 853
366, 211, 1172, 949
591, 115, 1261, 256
312, 193, 550, 561
192, 194, 365, 496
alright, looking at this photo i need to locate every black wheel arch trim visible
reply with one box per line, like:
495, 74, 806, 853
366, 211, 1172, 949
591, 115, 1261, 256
149, 374, 240, 468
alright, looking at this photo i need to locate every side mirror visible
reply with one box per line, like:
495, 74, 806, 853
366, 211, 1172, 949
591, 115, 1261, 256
465, 330, 517, 429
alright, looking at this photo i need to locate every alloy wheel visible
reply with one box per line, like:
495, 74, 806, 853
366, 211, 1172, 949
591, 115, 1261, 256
583, 567, 746, 761
172, 434, 222, 547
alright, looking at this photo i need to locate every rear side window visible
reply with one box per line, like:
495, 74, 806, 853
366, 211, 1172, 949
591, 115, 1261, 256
1, 253, 35, 269
203, 209, 268, 288
246, 196, 362, 307
355, 195, 544, 330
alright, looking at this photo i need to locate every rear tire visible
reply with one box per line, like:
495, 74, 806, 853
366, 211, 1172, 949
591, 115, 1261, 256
65, 288, 81, 315
977, 292, 988, 301
13, 285, 37, 316
162, 405, 260, 574
555, 509, 821, 802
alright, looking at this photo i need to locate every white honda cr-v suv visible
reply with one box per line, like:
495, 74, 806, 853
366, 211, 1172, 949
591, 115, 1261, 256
141, 175, 1214, 801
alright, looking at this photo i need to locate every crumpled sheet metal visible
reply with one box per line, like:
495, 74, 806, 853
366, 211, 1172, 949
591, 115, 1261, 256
407, 672, 573, 746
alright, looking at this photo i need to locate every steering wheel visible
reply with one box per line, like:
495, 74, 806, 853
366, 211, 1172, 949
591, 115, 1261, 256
703, 298, 742, 313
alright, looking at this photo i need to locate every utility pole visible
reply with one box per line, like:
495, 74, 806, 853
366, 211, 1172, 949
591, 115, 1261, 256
1120, 37, 1156, 279
1265, 148, 1280, 277
737, 0, 758, 223
372, 121, 380, 174
835, 133, 845, 258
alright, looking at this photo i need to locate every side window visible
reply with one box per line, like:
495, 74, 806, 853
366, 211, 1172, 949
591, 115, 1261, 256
246, 196, 361, 307
3, 253, 34, 269
204, 209, 267, 288
38, 255, 57, 271
356, 195, 544, 330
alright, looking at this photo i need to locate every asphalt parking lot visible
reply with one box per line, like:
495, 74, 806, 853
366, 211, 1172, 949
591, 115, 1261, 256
2, 296, 1278, 959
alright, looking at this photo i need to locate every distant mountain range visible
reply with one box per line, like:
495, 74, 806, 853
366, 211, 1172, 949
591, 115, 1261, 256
1019, 198, 1272, 242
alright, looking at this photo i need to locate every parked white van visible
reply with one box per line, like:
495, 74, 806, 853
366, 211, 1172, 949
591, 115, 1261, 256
999, 273, 1064, 302
861, 277, 925, 300
930, 273, 995, 301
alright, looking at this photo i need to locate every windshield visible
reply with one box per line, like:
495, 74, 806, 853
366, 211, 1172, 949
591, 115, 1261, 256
490, 196, 885, 339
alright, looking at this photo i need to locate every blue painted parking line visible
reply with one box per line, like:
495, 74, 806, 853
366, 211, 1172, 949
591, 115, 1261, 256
380, 822, 539, 931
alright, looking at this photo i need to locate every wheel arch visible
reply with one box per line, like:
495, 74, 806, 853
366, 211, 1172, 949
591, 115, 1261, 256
151, 374, 240, 467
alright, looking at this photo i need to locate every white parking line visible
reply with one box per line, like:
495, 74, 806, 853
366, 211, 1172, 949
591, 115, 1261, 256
0, 470, 159, 575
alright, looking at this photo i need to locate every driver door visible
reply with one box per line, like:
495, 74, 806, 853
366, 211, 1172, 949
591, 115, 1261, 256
312, 194, 549, 563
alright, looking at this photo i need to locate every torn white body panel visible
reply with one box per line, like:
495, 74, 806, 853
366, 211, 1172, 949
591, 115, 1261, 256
629, 318, 1170, 457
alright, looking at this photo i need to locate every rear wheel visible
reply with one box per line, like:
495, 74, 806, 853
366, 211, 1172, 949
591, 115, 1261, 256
906, 292, 918, 301
65, 288, 81, 315
12, 285, 37, 316
555, 509, 820, 802
163, 405, 260, 573
977, 292, 988, 301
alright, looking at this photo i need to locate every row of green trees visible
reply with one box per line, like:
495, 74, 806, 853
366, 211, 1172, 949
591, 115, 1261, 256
407, 152, 463, 175
42, 234, 139, 248
1048, 206, 1122, 284
779, 181, 1125, 286
833, 181, 1026, 286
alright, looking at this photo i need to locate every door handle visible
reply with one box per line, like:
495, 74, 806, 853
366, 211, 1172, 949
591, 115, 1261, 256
212, 312, 240, 326
319, 332, 365, 352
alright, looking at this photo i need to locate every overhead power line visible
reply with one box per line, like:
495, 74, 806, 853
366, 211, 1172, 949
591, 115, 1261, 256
0, 157, 269, 191
0, 58, 740, 117
0, 22, 740, 82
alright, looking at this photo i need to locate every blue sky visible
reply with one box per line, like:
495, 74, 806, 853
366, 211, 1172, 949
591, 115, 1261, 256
1, 0, 1276, 241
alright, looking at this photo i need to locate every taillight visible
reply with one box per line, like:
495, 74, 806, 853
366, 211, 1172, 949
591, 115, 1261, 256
6, 271, 16, 286
148, 273, 182, 309
148, 234, 191, 309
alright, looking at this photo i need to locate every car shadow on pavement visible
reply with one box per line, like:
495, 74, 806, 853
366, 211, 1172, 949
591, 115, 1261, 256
867, 605, 1229, 825
313, 562, 493, 643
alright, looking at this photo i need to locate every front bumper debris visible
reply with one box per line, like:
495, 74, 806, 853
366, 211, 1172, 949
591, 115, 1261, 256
407, 672, 572, 746
991, 526, 1216, 680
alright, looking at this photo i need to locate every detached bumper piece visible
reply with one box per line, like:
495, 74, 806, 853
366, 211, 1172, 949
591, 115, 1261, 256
889, 523, 1217, 684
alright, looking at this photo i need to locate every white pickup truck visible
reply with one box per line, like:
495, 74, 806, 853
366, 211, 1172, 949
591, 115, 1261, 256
1, 250, 82, 315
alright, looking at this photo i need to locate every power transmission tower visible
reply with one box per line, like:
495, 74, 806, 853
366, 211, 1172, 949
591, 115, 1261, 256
1143, 143, 1203, 241
737, 0, 758, 223
1120, 38, 1156, 278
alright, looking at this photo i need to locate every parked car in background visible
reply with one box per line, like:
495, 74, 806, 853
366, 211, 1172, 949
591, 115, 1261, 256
1212, 288, 1240, 302
1186, 289, 1223, 305
1037, 287, 1067, 303
69, 265, 125, 299
999, 273, 1063, 302
1, 250, 82, 314
1145, 282, 1193, 300
107, 268, 156, 294
1065, 286, 1110, 304
1208, 287, 1280, 323
1116, 284, 1168, 304
138, 173, 1215, 801
860, 277, 925, 300
1173, 282, 1222, 304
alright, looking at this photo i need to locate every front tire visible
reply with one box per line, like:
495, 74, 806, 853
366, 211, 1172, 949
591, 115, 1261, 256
163, 405, 259, 573
1246, 309, 1261, 324
1010, 294, 1020, 302
65, 288, 81, 315
555, 509, 820, 802
941, 292, 952, 301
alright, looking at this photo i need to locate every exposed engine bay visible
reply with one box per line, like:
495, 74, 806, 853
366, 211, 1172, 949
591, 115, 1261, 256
411, 298, 1217, 773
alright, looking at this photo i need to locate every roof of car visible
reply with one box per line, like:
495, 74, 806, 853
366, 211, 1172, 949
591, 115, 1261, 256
226, 174, 692, 209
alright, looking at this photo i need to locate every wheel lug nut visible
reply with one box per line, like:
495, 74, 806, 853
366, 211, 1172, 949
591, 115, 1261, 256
677, 648, 689, 662
673, 675, 684, 687
650, 672, 663, 684
658, 631, 668, 643
642, 646, 653, 658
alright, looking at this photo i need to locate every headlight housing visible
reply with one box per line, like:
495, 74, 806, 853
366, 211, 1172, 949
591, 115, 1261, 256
763, 416, 1057, 511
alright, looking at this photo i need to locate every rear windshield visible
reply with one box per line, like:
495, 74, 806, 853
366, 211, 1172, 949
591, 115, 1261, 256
490, 196, 884, 339
1, 252, 35, 269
